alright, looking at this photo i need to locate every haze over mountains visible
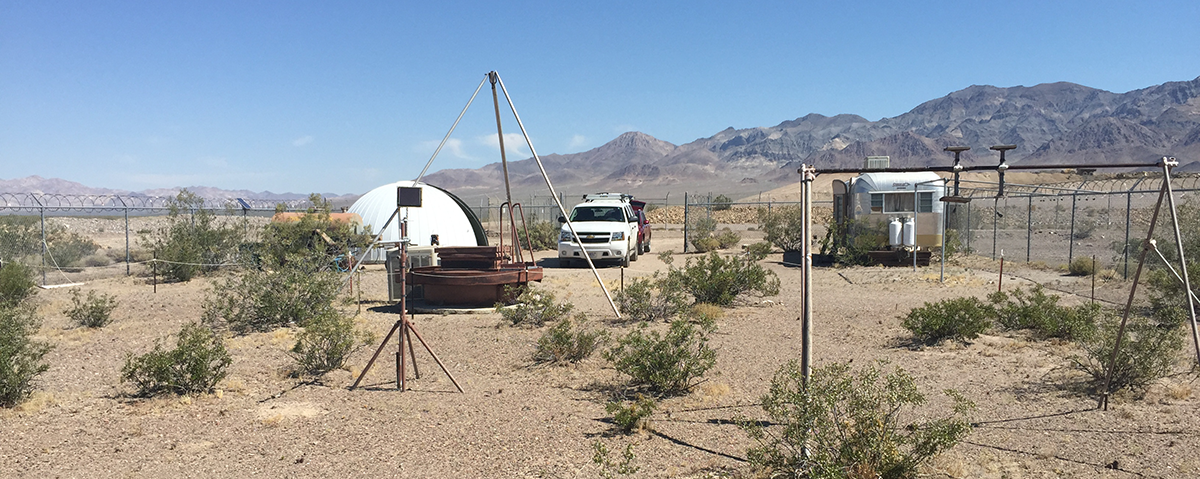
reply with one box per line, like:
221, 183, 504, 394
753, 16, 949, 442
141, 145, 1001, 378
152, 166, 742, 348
426, 75, 1200, 201
7, 76, 1200, 203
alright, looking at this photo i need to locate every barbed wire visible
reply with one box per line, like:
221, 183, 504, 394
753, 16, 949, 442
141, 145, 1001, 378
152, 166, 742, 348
0, 192, 319, 213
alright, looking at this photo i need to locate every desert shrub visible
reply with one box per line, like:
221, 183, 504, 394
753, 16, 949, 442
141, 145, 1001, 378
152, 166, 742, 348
0, 303, 52, 407
757, 205, 805, 252
1068, 256, 1096, 276
901, 297, 991, 345
820, 218, 886, 266
745, 241, 772, 258
687, 216, 718, 252
606, 395, 657, 433
290, 311, 370, 377
259, 194, 372, 267
82, 253, 113, 267
202, 257, 343, 334
688, 303, 725, 323
1144, 205, 1200, 328
47, 233, 101, 267
0, 216, 100, 267
712, 194, 733, 211
987, 286, 1096, 340
121, 323, 232, 396
666, 251, 780, 306
690, 236, 721, 253
593, 441, 639, 478
518, 220, 560, 251
1071, 313, 1183, 395
533, 316, 607, 364
615, 274, 688, 323
605, 318, 717, 396
743, 360, 973, 479
714, 227, 741, 249
498, 286, 574, 327
64, 289, 119, 328
0, 261, 37, 307
140, 190, 247, 282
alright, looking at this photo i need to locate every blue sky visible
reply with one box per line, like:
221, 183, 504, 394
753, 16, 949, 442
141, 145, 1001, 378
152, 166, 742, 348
2, 0, 1198, 195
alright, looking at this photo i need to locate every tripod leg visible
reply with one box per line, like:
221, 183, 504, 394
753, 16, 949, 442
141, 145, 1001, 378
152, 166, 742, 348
405, 324, 421, 379
398, 321, 407, 391
352, 320, 402, 389
405, 320, 464, 393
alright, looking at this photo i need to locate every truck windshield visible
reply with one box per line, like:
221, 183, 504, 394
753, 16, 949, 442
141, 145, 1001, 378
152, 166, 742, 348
570, 206, 624, 222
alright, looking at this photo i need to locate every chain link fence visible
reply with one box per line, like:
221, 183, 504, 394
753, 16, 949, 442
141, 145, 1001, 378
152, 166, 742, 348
0, 192, 319, 284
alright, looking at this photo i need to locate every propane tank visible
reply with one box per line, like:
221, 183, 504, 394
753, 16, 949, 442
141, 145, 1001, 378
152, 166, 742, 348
902, 217, 916, 246
888, 217, 903, 247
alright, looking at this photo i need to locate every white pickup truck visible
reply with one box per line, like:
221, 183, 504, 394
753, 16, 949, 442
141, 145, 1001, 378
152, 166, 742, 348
557, 193, 640, 267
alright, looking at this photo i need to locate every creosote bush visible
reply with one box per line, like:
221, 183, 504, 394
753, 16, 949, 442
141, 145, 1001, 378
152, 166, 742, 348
202, 256, 343, 334
665, 251, 779, 306
519, 220, 560, 251
0, 261, 37, 307
714, 227, 741, 249
757, 205, 805, 252
988, 285, 1097, 340
1068, 256, 1097, 276
606, 395, 657, 433
615, 274, 688, 323
712, 194, 733, 211
290, 311, 371, 377
64, 289, 119, 328
688, 216, 719, 252
259, 194, 372, 268
140, 190, 247, 282
901, 296, 991, 345
742, 360, 973, 479
121, 323, 232, 397
1071, 314, 1183, 395
533, 316, 607, 364
498, 286, 574, 328
0, 302, 52, 407
604, 318, 717, 396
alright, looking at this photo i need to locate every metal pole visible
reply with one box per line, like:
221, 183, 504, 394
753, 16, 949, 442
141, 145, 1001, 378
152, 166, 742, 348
489, 72, 514, 218
492, 72, 621, 318
966, 200, 972, 254
1161, 158, 1200, 365
1026, 195, 1033, 263
40, 205, 46, 286
992, 198, 998, 260
940, 201, 948, 283
800, 165, 815, 386
1124, 190, 1133, 279
1068, 193, 1077, 265
683, 192, 690, 253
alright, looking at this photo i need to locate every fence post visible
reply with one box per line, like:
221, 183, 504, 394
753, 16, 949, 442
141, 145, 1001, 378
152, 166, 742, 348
1124, 190, 1133, 279
1027, 195, 1033, 263
1068, 193, 1077, 265
40, 205, 46, 286
966, 200, 972, 254
125, 204, 131, 276
992, 198, 998, 260
683, 192, 689, 253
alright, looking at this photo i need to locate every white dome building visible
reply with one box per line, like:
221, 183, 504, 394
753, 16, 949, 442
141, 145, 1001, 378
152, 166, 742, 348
349, 180, 486, 262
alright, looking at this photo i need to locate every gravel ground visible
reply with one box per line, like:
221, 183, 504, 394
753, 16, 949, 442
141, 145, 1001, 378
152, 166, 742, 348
2, 220, 1199, 478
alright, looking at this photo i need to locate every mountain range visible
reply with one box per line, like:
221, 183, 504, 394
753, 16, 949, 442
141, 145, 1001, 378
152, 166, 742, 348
6, 76, 1200, 203
425, 75, 1200, 201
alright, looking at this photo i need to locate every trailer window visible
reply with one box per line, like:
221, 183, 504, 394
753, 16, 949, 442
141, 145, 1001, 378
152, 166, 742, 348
885, 193, 914, 213
917, 192, 934, 213
870, 194, 883, 213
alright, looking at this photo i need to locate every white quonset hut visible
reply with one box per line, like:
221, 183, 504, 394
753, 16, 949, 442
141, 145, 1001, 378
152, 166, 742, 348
349, 180, 487, 262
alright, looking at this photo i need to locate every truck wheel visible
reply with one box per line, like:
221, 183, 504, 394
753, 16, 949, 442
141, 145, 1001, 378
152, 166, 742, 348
643, 242, 650, 253
630, 247, 638, 262
621, 253, 631, 268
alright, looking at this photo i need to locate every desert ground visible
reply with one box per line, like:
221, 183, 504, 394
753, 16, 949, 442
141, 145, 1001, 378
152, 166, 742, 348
3, 217, 1200, 479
